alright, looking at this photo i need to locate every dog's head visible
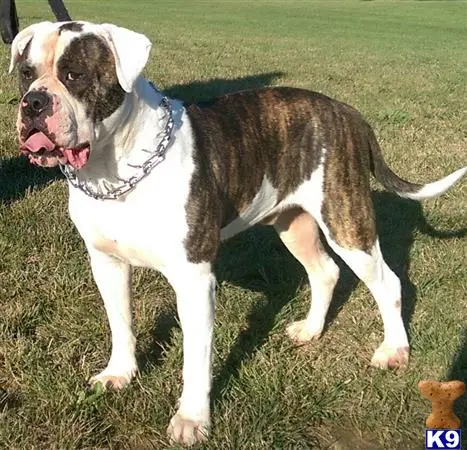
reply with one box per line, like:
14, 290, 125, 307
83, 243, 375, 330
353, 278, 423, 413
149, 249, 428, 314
9, 21, 151, 168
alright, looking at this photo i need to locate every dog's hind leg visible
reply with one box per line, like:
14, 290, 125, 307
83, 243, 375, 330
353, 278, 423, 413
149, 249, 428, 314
320, 233, 409, 369
273, 207, 340, 343
294, 138, 410, 369
299, 192, 409, 368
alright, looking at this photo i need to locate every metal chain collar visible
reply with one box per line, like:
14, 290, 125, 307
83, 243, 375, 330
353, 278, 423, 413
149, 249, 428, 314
59, 90, 174, 200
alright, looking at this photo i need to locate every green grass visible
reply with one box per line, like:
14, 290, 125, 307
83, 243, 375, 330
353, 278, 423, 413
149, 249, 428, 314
0, 0, 466, 448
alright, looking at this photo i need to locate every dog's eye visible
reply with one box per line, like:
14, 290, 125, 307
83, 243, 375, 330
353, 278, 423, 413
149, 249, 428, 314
21, 68, 34, 80
66, 71, 84, 82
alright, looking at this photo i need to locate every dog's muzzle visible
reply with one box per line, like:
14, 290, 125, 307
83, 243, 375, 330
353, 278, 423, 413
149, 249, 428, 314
19, 90, 90, 169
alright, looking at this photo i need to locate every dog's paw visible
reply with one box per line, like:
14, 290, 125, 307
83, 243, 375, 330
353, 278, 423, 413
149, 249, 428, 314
286, 320, 322, 344
371, 343, 409, 370
167, 413, 210, 447
89, 366, 137, 390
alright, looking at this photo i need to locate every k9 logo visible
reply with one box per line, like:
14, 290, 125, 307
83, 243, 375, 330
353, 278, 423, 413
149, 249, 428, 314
425, 429, 461, 450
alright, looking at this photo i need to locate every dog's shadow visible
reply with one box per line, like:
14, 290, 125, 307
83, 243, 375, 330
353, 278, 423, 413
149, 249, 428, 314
210, 193, 424, 399
0, 155, 62, 203
163, 71, 284, 103
448, 330, 467, 447
208, 193, 466, 402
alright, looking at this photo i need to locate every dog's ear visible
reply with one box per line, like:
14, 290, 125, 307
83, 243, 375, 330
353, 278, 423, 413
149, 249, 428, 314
99, 24, 152, 93
8, 22, 53, 74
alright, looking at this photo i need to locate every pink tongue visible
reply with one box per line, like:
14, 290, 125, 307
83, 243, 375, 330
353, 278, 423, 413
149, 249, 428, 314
21, 131, 90, 169
22, 132, 55, 153
62, 147, 90, 169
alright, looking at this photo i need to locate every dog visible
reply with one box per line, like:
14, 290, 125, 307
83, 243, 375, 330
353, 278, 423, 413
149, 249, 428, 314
9, 20, 466, 446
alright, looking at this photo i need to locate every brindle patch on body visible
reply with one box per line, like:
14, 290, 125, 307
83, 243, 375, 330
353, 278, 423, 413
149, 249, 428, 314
56, 34, 125, 122
184, 87, 379, 263
185, 87, 324, 262
321, 103, 377, 253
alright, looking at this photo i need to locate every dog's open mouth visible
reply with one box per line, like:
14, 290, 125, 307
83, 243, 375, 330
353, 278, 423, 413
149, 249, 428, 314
20, 130, 90, 169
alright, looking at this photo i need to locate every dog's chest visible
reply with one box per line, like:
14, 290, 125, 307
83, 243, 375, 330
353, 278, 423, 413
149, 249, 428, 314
89, 212, 159, 267
69, 187, 189, 270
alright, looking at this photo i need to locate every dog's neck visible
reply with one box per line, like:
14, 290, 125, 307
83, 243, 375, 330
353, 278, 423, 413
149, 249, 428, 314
76, 77, 170, 184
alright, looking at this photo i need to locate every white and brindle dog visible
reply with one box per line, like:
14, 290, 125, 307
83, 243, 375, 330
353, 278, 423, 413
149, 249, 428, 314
9, 20, 466, 446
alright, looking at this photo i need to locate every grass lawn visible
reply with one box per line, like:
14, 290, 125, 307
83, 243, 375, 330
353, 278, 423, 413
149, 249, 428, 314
0, 0, 466, 448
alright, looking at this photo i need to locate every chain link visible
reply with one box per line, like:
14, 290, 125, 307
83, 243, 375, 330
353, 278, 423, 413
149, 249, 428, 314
59, 88, 174, 200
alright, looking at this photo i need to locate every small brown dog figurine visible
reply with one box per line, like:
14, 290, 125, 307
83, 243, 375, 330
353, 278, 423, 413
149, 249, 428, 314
418, 379, 465, 429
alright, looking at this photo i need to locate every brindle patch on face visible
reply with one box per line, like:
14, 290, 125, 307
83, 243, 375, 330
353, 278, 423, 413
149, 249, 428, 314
56, 34, 125, 122
184, 87, 325, 263
58, 22, 84, 34
184, 87, 379, 263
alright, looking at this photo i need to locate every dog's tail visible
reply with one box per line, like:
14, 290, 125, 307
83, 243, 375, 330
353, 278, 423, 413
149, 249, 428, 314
369, 131, 466, 201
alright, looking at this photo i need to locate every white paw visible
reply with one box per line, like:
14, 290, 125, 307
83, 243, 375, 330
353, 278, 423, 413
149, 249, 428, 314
89, 365, 137, 390
167, 412, 210, 447
286, 320, 322, 344
371, 343, 409, 370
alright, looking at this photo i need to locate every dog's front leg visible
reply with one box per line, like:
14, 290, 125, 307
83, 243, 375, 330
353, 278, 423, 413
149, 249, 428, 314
87, 249, 137, 390
166, 262, 215, 446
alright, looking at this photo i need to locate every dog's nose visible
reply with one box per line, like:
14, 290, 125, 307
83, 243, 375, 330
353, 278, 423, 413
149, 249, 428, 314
22, 90, 50, 117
